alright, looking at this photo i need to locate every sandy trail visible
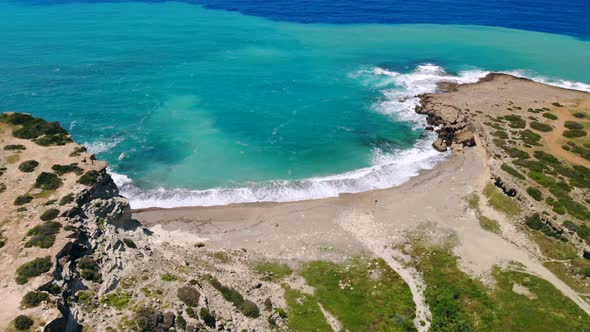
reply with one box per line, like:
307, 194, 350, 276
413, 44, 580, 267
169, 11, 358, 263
337, 209, 431, 331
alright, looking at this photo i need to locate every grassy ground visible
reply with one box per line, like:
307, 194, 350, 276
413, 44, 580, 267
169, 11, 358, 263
483, 183, 520, 217
412, 240, 590, 332
283, 257, 416, 332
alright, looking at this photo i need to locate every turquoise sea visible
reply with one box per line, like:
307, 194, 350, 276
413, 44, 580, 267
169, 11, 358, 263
1, 1, 590, 207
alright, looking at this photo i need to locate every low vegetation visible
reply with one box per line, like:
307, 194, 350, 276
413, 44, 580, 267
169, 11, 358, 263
18, 160, 39, 172
254, 261, 293, 282
483, 183, 520, 217
25, 221, 61, 248
16, 256, 52, 284
123, 238, 137, 248
51, 163, 83, 175
35, 172, 62, 190
207, 275, 260, 318
21, 291, 49, 308
4, 144, 26, 150
14, 194, 33, 206
77, 256, 102, 283
299, 258, 416, 331
78, 170, 100, 186
530, 121, 552, 132
102, 292, 131, 309
14, 315, 34, 331
0, 113, 72, 146
526, 187, 543, 201
40, 208, 60, 221
412, 239, 590, 331
59, 193, 75, 206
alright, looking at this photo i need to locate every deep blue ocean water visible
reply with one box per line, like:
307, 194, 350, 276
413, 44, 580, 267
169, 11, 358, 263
1, 0, 590, 207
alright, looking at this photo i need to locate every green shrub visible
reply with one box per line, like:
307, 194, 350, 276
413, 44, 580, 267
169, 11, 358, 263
186, 307, 197, 318
493, 131, 509, 139
21, 291, 49, 308
14, 315, 34, 331
25, 221, 61, 248
59, 193, 75, 206
51, 163, 83, 175
533, 151, 558, 163
530, 122, 552, 132
207, 276, 260, 318
503, 115, 526, 129
526, 187, 543, 201
483, 183, 520, 217
81, 269, 102, 283
525, 214, 561, 239
35, 172, 62, 190
573, 112, 587, 119
40, 208, 60, 221
35, 133, 72, 146
563, 129, 587, 138
102, 292, 131, 309
528, 171, 556, 187
177, 286, 200, 307
78, 170, 100, 186
520, 129, 541, 145
542, 113, 558, 120
0, 183, 5, 194
14, 195, 33, 206
500, 145, 530, 159
16, 256, 52, 284
200, 308, 216, 328
4, 144, 26, 150
176, 315, 187, 330
500, 164, 525, 180
0, 113, 67, 138
564, 121, 584, 130
552, 102, 563, 107
123, 238, 137, 249
239, 299, 260, 318
563, 221, 590, 245
70, 146, 87, 157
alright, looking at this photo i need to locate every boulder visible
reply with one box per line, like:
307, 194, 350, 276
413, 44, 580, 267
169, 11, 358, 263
455, 130, 476, 147
432, 139, 448, 152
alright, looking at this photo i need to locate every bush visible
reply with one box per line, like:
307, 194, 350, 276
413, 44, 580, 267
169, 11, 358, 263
565, 121, 584, 130
16, 256, 52, 284
542, 113, 558, 120
40, 208, 60, 221
503, 115, 526, 129
0, 113, 67, 138
25, 221, 61, 249
500, 164, 525, 180
207, 276, 260, 318
552, 102, 563, 107
14, 315, 34, 331
533, 151, 558, 163
528, 171, 556, 187
78, 170, 100, 186
530, 122, 552, 132
35, 133, 72, 146
59, 193, 75, 206
77, 256, 101, 282
493, 131, 508, 139
177, 286, 200, 307
81, 269, 102, 283
525, 213, 561, 239
4, 144, 26, 150
35, 172, 62, 190
573, 112, 587, 119
123, 238, 137, 249
526, 187, 543, 201
200, 308, 216, 328
176, 315, 187, 330
51, 163, 83, 175
14, 195, 33, 206
519, 129, 541, 145
186, 306, 197, 318
21, 291, 49, 308
238, 299, 260, 318
563, 129, 587, 138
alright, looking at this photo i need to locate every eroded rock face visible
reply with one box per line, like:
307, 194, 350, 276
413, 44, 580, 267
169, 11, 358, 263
416, 95, 476, 152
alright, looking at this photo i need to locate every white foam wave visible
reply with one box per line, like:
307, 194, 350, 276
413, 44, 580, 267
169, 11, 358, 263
108, 64, 590, 208
84, 137, 124, 154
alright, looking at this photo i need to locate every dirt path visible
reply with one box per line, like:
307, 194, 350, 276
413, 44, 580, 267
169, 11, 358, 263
337, 210, 432, 332
543, 112, 588, 166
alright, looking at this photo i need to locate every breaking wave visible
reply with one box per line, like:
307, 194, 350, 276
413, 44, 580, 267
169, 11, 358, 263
110, 64, 589, 208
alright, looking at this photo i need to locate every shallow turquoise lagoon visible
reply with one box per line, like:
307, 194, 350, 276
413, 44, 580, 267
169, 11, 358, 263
1, 2, 589, 207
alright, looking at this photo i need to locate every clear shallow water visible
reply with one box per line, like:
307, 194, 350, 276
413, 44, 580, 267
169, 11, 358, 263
1, 2, 590, 207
